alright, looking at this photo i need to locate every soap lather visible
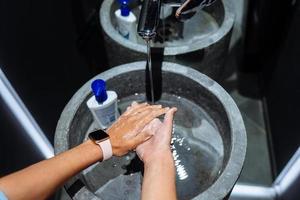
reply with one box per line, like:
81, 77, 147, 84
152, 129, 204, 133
87, 79, 119, 129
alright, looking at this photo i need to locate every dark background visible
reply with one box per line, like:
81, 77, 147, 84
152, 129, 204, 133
0, 0, 107, 176
0, 0, 299, 190
241, 0, 300, 172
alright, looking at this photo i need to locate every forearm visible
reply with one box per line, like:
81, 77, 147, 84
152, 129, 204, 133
141, 152, 177, 200
0, 140, 102, 200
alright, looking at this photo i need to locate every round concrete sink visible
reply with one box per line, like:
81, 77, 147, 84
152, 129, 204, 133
100, 0, 235, 80
55, 61, 246, 200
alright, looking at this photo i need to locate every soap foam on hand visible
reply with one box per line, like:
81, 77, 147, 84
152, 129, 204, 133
86, 79, 119, 129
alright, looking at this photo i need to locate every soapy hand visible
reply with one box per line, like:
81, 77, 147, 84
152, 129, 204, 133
136, 107, 177, 164
107, 102, 170, 156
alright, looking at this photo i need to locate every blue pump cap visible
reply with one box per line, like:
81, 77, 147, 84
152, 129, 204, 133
91, 79, 108, 103
121, 5, 130, 16
119, 0, 130, 16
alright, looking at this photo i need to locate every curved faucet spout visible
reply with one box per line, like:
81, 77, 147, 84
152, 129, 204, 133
137, 0, 162, 40
137, 0, 218, 40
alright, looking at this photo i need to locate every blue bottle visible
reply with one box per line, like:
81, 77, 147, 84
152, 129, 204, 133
115, 0, 137, 42
86, 79, 119, 129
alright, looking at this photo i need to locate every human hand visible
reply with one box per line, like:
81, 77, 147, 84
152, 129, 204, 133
136, 107, 177, 164
107, 102, 170, 156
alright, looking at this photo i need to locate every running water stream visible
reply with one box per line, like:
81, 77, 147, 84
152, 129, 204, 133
146, 40, 155, 103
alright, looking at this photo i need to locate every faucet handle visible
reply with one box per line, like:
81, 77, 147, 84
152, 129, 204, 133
175, 0, 217, 20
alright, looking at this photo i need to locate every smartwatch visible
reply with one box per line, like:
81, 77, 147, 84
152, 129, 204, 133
88, 130, 113, 161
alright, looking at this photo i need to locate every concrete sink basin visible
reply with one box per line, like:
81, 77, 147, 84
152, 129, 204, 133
55, 61, 246, 200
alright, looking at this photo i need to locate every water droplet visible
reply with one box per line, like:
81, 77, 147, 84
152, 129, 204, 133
112, 163, 117, 167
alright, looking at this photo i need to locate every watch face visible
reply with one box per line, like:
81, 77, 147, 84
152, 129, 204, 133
88, 130, 109, 141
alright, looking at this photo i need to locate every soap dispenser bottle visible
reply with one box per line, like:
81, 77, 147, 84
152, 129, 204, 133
115, 0, 137, 42
87, 79, 119, 129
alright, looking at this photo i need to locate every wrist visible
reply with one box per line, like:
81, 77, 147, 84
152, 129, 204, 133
85, 140, 104, 161
70, 140, 103, 169
144, 148, 174, 167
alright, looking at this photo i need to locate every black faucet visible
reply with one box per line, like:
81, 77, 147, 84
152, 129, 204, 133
137, 0, 217, 40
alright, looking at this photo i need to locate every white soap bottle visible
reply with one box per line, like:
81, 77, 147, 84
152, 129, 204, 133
86, 79, 119, 129
115, 0, 137, 42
